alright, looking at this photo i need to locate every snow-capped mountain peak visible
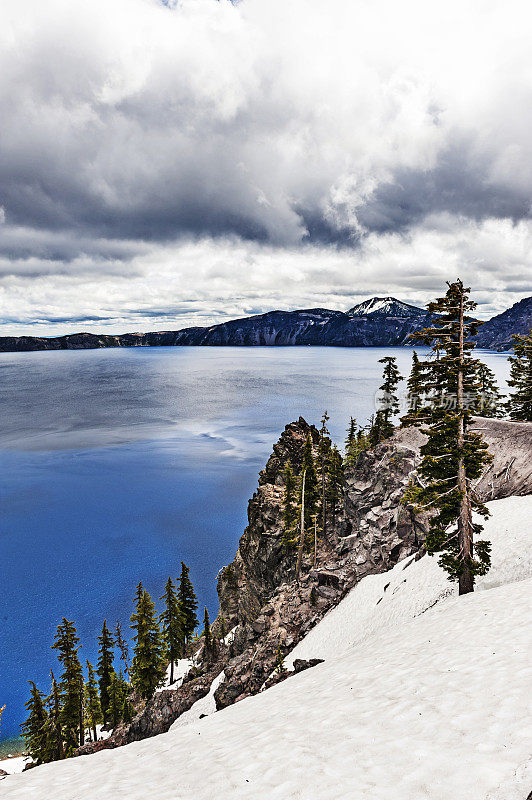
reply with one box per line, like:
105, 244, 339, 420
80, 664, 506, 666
347, 296, 426, 318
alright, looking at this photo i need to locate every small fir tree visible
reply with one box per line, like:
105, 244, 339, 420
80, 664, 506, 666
42, 671, 65, 762
97, 621, 115, 727
106, 671, 129, 729
375, 356, 403, 439
51, 618, 84, 752
178, 562, 199, 652
301, 432, 319, 531
506, 330, 532, 421
159, 577, 184, 684
474, 362, 504, 418
130, 589, 167, 699
401, 351, 429, 427
282, 462, 298, 550
114, 621, 130, 678
85, 661, 102, 743
21, 682, 48, 765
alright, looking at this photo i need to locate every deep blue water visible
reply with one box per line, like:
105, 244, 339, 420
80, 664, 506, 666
0, 346, 510, 740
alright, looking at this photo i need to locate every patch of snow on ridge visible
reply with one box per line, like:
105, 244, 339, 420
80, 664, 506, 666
288, 494, 532, 667
170, 671, 225, 730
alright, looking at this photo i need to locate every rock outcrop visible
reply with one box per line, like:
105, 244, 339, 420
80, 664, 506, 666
74, 415, 531, 756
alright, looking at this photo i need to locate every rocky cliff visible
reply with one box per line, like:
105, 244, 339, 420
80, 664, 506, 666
74, 415, 532, 756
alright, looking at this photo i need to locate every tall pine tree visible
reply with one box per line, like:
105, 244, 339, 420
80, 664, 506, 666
405, 280, 493, 594
178, 562, 199, 652
159, 577, 184, 685
97, 621, 115, 727
130, 589, 167, 699
506, 330, 532, 421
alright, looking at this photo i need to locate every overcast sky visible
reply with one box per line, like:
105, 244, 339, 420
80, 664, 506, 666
1, 0, 531, 335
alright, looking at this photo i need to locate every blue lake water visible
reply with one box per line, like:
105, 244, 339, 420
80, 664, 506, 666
0, 345, 510, 740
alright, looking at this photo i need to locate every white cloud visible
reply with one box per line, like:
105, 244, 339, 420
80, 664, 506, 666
0, 0, 531, 331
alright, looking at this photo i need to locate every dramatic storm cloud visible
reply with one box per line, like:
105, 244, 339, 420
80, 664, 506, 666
1, 0, 531, 333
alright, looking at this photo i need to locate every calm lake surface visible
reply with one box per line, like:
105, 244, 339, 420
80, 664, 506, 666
0, 346, 510, 738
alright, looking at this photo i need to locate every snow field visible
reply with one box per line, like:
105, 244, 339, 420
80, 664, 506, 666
2, 495, 531, 800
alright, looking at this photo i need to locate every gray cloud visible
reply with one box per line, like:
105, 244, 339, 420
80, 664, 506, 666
0, 0, 531, 332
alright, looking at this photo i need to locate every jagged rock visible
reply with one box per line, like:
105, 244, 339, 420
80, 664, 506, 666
292, 658, 325, 673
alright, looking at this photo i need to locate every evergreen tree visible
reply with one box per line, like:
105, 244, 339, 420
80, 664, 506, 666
344, 417, 358, 465
368, 410, 386, 448
42, 671, 65, 762
121, 695, 133, 725
318, 411, 332, 535
301, 432, 319, 531
282, 462, 298, 550
474, 362, 504, 417
405, 280, 493, 594
159, 577, 184, 685
52, 618, 84, 752
401, 351, 429, 427
344, 416, 357, 454
114, 621, 130, 678
506, 330, 532, 421
21, 681, 48, 765
202, 607, 212, 660
130, 589, 167, 699
376, 356, 403, 438
97, 620, 115, 727
85, 661, 102, 743
106, 671, 129, 729
178, 562, 199, 651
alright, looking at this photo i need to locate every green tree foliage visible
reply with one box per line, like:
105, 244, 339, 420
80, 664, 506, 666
159, 577, 184, 684
130, 589, 167, 699
178, 562, 199, 650
85, 661, 102, 743
282, 462, 298, 550
114, 621, 130, 679
371, 356, 403, 442
97, 620, 115, 727
301, 432, 319, 532
404, 280, 493, 594
401, 351, 429, 427
21, 682, 48, 765
106, 671, 129, 729
51, 618, 84, 752
506, 330, 532, 421
318, 411, 332, 535
473, 362, 504, 418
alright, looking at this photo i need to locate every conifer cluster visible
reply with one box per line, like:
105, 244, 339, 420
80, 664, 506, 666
21, 561, 201, 766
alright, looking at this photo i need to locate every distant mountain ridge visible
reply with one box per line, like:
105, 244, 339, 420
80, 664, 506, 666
0, 295, 530, 353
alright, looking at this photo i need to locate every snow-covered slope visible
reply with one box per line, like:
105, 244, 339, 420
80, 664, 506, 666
347, 296, 425, 317
3, 496, 531, 800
